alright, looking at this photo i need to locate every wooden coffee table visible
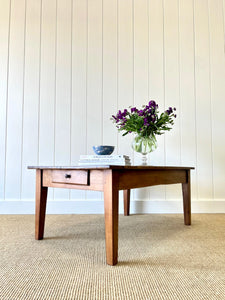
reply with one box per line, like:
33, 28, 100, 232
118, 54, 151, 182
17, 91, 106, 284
28, 165, 194, 266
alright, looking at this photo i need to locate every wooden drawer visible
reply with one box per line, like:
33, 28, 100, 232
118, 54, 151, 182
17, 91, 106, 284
51, 170, 89, 185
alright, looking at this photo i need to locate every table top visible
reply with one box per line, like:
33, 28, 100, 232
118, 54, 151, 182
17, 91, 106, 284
28, 165, 194, 170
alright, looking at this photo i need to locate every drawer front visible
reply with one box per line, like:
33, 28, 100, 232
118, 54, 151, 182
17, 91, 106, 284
51, 170, 89, 185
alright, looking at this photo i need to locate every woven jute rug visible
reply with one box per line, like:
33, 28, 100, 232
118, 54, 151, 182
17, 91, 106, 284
0, 214, 224, 299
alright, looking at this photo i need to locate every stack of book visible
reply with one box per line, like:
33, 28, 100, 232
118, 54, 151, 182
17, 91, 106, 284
78, 155, 131, 166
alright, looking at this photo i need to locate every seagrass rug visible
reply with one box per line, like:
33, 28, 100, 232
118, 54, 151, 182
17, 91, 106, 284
0, 214, 224, 299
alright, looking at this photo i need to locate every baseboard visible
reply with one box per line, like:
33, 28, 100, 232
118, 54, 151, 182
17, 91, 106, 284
0, 200, 225, 214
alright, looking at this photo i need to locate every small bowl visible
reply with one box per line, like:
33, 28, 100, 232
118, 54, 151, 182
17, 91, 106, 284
93, 145, 115, 155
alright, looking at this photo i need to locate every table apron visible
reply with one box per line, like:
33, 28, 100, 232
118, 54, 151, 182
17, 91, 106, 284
117, 169, 188, 190
42, 169, 188, 191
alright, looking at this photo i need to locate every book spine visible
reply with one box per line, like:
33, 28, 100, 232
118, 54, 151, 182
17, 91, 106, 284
79, 159, 130, 163
78, 162, 131, 166
80, 155, 129, 159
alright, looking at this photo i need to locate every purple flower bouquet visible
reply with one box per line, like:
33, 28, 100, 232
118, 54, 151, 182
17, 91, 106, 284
111, 100, 176, 164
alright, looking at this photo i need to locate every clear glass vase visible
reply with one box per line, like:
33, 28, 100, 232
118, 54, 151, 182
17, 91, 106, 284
131, 134, 157, 165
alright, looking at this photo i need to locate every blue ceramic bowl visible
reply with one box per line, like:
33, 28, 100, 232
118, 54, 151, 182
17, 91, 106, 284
93, 145, 115, 155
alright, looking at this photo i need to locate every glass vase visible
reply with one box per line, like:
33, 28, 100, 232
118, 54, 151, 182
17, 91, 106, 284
131, 134, 157, 165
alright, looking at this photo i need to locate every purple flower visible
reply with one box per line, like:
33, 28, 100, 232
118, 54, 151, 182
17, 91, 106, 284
116, 111, 122, 119
149, 100, 156, 108
166, 107, 173, 115
112, 100, 176, 137
131, 107, 137, 113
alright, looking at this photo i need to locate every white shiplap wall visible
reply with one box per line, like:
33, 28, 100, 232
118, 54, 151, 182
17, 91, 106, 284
0, 0, 225, 214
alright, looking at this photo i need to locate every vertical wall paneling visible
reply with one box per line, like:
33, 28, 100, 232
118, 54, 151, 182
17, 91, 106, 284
54, 0, 72, 200
223, 0, 225, 56
102, 0, 118, 147
87, 0, 102, 150
5, 0, 26, 199
0, 0, 10, 200
39, 0, 57, 201
179, 0, 197, 200
133, 0, 149, 200
164, 0, 182, 201
70, 0, 87, 201
21, 0, 41, 200
86, 0, 103, 200
148, 0, 165, 165
133, 0, 149, 158
118, 0, 134, 203
208, 0, 225, 200
1, 0, 225, 213
194, 0, 213, 201
117, 0, 134, 159
148, 0, 166, 201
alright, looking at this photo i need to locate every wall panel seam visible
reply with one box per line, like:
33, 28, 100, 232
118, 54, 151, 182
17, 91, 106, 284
69, 0, 73, 201
220, 0, 225, 199
162, 0, 166, 165
85, 0, 89, 201
223, 0, 225, 57
207, 0, 215, 201
4, 0, 12, 201
70, 0, 73, 166
116, 0, 118, 154
193, 0, 199, 200
132, 0, 134, 164
20, 0, 27, 201
53, 0, 58, 201
86, 0, 88, 157
38, 0, 43, 166
147, 0, 150, 100
101, 0, 103, 145
162, 0, 166, 201
178, 0, 182, 166
147, 0, 150, 202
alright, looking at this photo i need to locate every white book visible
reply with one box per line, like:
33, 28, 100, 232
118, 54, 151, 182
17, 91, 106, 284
78, 162, 131, 166
79, 158, 130, 163
80, 154, 130, 160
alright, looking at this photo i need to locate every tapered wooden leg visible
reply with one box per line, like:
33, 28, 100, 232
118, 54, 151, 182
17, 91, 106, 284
123, 189, 130, 216
182, 170, 191, 225
35, 170, 48, 240
104, 170, 119, 266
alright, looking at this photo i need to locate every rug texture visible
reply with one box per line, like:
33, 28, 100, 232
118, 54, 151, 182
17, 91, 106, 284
0, 214, 224, 300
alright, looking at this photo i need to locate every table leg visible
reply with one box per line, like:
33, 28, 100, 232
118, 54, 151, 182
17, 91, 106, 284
123, 189, 130, 216
104, 170, 119, 266
182, 170, 191, 225
35, 169, 48, 240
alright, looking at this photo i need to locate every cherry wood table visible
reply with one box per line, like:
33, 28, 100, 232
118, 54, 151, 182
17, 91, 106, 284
28, 165, 194, 266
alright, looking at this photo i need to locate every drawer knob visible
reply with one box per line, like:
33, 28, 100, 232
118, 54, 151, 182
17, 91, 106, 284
65, 174, 71, 179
